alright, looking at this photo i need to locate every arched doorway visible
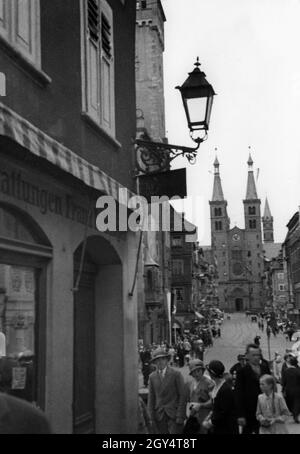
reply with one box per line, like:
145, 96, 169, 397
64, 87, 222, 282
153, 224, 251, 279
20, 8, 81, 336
0, 202, 52, 408
73, 235, 122, 434
235, 298, 244, 312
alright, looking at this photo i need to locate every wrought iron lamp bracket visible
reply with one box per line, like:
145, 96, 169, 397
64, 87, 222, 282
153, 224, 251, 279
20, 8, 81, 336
134, 136, 204, 174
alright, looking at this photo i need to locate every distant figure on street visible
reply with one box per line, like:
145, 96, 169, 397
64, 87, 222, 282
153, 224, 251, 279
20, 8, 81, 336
177, 343, 185, 368
148, 348, 186, 434
235, 343, 271, 434
273, 352, 283, 384
193, 339, 204, 361
140, 347, 152, 388
0, 393, 51, 434
286, 326, 294, 342
254, 335, 261, 347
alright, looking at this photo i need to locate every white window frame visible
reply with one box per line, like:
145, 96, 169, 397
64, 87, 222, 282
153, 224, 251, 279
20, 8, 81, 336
0, 0, 41, 67
81, 0, 116, 137
278, 284, 285, 291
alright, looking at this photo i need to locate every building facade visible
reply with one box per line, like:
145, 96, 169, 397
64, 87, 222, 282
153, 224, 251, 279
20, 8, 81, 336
196, 246, 219, 310
135, 0, 171, 345
283, 211, 300, 325
0, 0, 139, 434
171, 210, 197, 338
209, 156, 265, 312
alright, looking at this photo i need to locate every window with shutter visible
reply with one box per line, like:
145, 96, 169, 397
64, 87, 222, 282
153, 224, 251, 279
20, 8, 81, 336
0, 0, 40, 66
88, 0, 100, 43
82, 0, 115, 136
100, 1, 114, 134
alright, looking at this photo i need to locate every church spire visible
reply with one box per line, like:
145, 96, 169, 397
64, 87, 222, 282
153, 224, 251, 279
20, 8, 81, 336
212, 156, 225, 201
245, 153, 258, 200
262, 197, 274, 243
263, 197, 272, 219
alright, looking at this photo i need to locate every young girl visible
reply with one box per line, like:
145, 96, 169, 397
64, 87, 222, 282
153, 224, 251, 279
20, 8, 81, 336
256, 374, 290, 434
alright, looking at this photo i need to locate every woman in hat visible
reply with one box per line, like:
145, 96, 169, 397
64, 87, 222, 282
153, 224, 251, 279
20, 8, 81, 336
185, 359, 214, 433
202, 360, 239, 434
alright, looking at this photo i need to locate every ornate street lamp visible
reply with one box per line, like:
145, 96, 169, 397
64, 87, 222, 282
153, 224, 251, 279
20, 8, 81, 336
176, 57, 215, 144
135, 58, 215, 174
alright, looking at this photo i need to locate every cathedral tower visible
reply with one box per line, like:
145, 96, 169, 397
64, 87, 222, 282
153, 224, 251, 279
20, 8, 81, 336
262, 198, 274, 243
243, 154, 264, 307
244, 154, 261, 235
209, 157, 230, 284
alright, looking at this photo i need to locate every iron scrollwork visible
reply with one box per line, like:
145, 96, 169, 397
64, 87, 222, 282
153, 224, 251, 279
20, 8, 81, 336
135, 138, 202, 174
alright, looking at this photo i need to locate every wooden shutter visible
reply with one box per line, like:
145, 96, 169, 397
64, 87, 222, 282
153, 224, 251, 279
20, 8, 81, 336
86, 0, 101, 122
13, 0, 40, 65
100, 0, 115, 134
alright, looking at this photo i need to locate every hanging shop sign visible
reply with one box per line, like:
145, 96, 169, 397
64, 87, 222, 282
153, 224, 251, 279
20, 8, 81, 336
138, 168, 186, 202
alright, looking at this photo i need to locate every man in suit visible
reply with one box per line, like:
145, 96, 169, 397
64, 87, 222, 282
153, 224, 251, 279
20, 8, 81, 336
0, 392, 51, 434
148, 347, 186, 434
235, 343, 270, 434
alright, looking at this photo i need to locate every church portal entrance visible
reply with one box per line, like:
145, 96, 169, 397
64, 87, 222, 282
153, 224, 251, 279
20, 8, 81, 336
235, 298, 244, 312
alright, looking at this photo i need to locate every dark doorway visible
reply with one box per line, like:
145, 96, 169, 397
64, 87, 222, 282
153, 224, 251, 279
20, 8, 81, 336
235, 298, 243, 312
73, 254, 96, 434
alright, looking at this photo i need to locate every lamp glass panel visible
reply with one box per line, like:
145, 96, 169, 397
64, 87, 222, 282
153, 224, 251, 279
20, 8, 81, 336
205, 96, 214, 128
187, 97, 207, 125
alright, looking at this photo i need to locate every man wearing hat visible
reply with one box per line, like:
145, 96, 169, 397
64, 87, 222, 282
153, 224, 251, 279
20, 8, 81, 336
147, 347, 186, 434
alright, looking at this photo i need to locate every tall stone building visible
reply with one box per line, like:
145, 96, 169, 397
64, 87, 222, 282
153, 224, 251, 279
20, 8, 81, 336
136, 0, 166, 141
209, 156, 265, 312
135, 0, 171, 344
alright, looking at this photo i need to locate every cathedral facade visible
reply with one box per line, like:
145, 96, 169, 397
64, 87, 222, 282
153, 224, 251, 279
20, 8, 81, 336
209, 156, 274, 312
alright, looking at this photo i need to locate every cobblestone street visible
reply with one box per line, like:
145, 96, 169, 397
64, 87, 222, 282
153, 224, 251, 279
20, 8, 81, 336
203, 312, 293, 369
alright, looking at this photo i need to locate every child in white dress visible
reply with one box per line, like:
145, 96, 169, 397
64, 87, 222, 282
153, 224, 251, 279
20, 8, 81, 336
256, 374, 290, 434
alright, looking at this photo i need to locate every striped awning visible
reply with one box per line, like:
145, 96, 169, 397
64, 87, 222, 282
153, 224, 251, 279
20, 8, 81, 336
0, 102, 135, 205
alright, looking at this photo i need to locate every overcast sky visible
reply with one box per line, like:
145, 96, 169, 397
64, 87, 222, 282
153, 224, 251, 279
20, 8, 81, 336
162, 0, 300, 246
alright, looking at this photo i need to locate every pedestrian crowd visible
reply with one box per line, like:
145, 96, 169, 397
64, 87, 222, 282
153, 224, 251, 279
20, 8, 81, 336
138, 340, 300, 435
139, 332, 213, 388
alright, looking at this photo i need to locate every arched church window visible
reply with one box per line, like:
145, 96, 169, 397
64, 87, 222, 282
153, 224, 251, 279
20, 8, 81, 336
248, 207, 256, 215
249, 219, 257, 229
214, 208, 222, 217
